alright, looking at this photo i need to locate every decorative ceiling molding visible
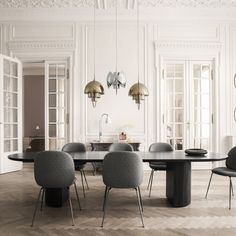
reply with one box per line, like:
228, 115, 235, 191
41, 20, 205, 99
8, 40, 76, 50
1, 0, 236, 9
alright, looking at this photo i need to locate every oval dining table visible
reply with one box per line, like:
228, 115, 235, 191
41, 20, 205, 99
8, 150, 227, 208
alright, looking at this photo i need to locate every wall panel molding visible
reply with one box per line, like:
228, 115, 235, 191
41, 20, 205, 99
10, 23, 75, 41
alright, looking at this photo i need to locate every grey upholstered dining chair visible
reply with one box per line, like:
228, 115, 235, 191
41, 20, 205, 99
205, 146, 236, 209
147, 142, 173, 197
62, 143, 89, 198
32, 151, 81, 226
108, 143, 134, 152
101, 151, 144, 227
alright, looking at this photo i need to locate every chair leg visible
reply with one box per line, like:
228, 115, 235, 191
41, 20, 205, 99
205, 172, 213, 199
135, 188, 145, 228
74, 182, 81, 210
230, 178, 234, 197
68, 189, 75, 226
149, 169, 154, 197
102, 186, 108, 212
101, 187, 110, 227
80, 171, 86, 198
137, 186, 144, 212
92, 163, 96, 176
31, 187, 43, 227
40, 188, 45, 212
229, 177, 232, 210
147, 170, 152, 190
82, 170, 89, 190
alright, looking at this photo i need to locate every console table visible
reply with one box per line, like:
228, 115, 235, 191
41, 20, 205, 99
90, 142, 141, 151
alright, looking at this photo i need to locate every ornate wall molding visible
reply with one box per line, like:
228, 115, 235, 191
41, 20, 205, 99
1, 0, 236, 9
155, 41, 222, 50
8, 40, 76, 50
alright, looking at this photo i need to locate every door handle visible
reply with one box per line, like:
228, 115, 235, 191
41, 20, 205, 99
234, 73, 236, 88
234, 107, 236, 122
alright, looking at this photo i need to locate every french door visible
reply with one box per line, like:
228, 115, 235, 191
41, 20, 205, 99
162, 59, 214, 152
45, 61, 69, 150
0, 55, 22, 173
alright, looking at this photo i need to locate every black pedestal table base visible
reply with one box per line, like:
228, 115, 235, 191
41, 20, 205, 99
45, 188, 69, 207
166, 162, 191, 207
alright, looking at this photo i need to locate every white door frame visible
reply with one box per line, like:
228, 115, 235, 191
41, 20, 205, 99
158, 53, 219, 153
9, 51, 75, 145
0, 54, 23, 173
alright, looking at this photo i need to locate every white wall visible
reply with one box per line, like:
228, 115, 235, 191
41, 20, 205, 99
0, 6, 235, 156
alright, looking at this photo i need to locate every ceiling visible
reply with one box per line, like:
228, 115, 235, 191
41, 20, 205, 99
0, 0, 236, 9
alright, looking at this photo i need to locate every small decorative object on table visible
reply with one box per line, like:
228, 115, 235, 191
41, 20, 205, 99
185, 148, 208, 157
119, 132, 127, 141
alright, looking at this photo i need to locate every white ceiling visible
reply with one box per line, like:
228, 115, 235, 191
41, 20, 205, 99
1, 0, 236, 9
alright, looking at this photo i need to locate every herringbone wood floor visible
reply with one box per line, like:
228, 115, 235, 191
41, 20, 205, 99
1, 164, 236, 236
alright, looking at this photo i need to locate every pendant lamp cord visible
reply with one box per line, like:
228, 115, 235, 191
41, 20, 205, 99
93, 0, 96, 80
137, 0, 140, 83
116, 0, 118, 73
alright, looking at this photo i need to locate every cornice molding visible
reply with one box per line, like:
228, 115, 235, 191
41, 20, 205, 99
154, 41, 222, 50
8, 40, 76, 50
1, 0, 236, 9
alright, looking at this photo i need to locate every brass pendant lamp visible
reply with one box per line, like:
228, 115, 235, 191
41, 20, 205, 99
128, 1, 149, 109
107, 0, 126, 94
84, 0, 104, 107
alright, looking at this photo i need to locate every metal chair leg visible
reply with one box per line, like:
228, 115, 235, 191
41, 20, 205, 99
80, 171, 86, 198
68, 189, 75, 226
138, 186, 144, 212
31, 187, 43, 227
147, 170, 152, 190
205, 172, 213, 199
230, 178, 234, 197
101, 187, 110, 227
149, 169, 154, 197
102, 186, 108, 212
74, 182, 81, 210
82, 170, 89, 190
40, 188, 45, 212
135, 188, 145, 228
229, 177, 232, 210
92, 163, 96, 176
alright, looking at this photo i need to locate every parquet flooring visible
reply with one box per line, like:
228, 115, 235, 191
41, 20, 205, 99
1, 164, 236, 236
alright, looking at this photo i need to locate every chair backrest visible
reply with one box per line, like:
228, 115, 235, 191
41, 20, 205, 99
34, 151, 75, 188
62, 142, 86, 152
226, 146, 236, 170
109, 143, 133, 152
103, 151, 143, 188
30, 139, 45, 151
149, 142, 173, 152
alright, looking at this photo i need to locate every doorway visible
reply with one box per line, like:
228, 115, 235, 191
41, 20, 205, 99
23, 61, 69, 151
161, 59, 215, 152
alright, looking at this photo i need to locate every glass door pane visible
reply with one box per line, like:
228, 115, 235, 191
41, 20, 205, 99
0, 55, 22, 174
45, 62, 68, 150
191, 62, 212, 150
164, 63, 185, 150
3, 59, 20, 152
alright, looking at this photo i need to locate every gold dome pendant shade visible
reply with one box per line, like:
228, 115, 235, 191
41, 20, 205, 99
84, 0, 104, 108
129, 1, 149, 109
129, 81, 149, 109
84, 78, 104, 108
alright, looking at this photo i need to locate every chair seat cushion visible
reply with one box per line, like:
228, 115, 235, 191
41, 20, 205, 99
212, 167, 236, 177
149, 161, 167, 170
